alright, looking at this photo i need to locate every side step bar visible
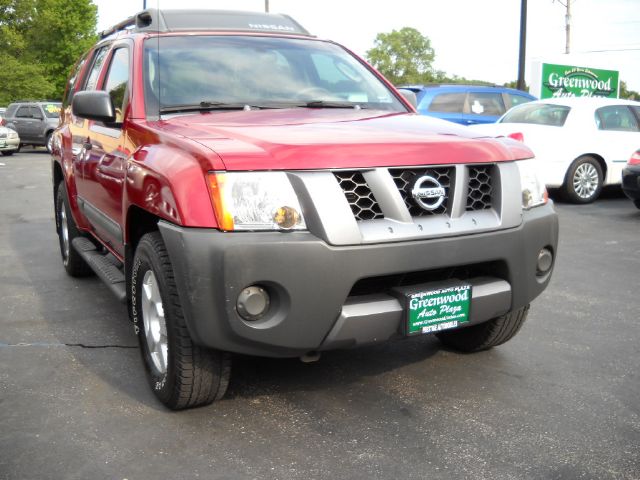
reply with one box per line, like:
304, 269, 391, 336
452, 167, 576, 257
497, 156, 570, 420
71, 237, 127, 304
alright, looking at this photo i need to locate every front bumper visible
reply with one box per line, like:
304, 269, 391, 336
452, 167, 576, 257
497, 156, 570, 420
0, 137, 20, 152
622, 165, 640, 200
159, 203, 558, 357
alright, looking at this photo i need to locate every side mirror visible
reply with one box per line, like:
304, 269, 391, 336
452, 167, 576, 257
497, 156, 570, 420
397, 88, 418, 109
72, 91, 116, 123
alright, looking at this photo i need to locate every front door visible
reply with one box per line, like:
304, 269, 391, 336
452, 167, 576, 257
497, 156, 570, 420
76, 44, 132, 257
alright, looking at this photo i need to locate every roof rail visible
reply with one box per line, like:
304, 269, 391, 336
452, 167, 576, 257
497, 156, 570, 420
99, 8, 312, 39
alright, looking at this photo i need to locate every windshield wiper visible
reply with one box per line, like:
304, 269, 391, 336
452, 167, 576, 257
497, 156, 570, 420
303, 100, 366, 109
160, 101, 265, 114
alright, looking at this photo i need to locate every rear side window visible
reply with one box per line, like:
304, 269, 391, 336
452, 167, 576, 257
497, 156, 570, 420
595, 106, 639, 132
16, 106, 31, 118
501, 103, 570, 126
84, 46, 110, 91
6, 104, 18, 117
63, 54, 89, 107
427, 93, 466, 113
102, 48, 130, 123
467, 92, 505, 116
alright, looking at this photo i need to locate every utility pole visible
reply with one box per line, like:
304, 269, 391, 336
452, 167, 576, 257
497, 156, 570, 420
265, 0, 269, 13
555, 0, 573, 54
517, 0, 527, 91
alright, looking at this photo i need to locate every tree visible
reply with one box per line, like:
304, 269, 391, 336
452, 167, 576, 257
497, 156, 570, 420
27, 0, 98, 96
366, 27, 436, 85
620, 81, 640, 101
0, 0, 96, 102
0, 53, 54, 104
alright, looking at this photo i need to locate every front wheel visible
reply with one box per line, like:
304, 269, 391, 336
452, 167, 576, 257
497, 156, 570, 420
634, 199, 640, 210
46, 132, 54, 153
131, 232, 231, 410
0, 151, 13, 156
436, 305, 529, 352
564, 156, 603, 204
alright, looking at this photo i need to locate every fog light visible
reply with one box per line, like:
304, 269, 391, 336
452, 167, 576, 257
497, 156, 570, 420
273, 206, 302, 230
537, 248, 553, 275
237, 286, 270, 321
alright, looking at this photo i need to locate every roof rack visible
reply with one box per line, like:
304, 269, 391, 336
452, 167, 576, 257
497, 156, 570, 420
99, 8, 312, 39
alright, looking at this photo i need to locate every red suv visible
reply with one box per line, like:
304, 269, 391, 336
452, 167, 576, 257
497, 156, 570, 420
52, 9, 558, 410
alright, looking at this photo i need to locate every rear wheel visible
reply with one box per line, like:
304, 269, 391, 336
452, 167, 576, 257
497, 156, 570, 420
131, 232, 231, 410
55, 182, 93, 277
564, 156, 603, 204
436, 305, 529, 352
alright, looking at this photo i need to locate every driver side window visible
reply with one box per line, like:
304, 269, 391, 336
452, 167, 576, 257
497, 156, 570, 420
101, 48, 130, 124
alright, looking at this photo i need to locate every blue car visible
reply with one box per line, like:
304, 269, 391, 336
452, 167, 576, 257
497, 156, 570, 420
399, 84, 537, 125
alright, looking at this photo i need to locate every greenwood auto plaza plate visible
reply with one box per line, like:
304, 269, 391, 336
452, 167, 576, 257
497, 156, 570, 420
402, 285, 472, 335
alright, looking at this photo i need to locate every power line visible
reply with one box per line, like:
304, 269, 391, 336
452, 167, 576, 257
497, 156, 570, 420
576, 47, 640, 53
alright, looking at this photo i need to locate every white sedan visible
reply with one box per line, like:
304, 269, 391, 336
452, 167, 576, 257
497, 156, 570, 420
469, 97, 640, 203
0, 126, 20, 156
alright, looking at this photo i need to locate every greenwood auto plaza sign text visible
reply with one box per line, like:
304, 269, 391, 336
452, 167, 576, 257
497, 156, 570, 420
530, 61, 620, 99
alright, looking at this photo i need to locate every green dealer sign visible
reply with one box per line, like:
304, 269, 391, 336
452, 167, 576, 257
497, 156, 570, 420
533, 62, 619, 99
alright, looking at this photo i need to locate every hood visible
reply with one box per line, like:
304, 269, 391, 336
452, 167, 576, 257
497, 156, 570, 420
157, 109, 533, 170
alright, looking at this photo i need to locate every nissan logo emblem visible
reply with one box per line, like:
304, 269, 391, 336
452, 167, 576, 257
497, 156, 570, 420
411, 175, 446, 211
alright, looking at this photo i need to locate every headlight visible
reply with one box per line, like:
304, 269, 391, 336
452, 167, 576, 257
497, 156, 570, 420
517, 159, 547, 209
7, 131, 18, 139
207, 172, 306, 231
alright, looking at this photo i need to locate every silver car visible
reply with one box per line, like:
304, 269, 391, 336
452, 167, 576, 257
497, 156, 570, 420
0, 126, 20, 156
2, 101, 61, 152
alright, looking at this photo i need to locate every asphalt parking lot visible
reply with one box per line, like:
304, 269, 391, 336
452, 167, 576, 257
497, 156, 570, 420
1, 150, 639, 480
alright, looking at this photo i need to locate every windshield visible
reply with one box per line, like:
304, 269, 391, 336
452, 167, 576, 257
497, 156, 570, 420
143, 36, 405, 115
42, 103, 61, 118
501, 103, 570, 127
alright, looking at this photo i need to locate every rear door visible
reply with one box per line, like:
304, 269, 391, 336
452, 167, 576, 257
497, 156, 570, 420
594, 105, 640, 184
12, 105, 39, 141
462, 91, 506, 125
420, 92, 466, 124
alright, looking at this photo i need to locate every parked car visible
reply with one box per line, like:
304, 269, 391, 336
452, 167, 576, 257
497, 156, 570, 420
398, 84, 536, 125
1, 101, 61, 152
469, 97, 640, 203
622, 150, 640, 209
52, 8, 558, 410
0, 126, 20, 156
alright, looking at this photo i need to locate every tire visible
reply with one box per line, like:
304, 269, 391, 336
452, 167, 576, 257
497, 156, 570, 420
131, 231, 231, 410
436, 305, 529, 353
563, 156, 603, 204
1, 151, 13, 156
46, 131, 53, 153
634, 199, 640, 210
55, 182, 93, 277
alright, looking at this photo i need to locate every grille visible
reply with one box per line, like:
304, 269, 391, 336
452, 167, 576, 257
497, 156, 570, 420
0, 132, 6, 139
334, 171, 383, 221
466, 166, 493, 211
390, 167, 453, 216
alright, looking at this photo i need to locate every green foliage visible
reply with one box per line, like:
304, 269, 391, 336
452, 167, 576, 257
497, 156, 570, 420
620, 81, 640, 101
0, 52, 53, 104
366, 27, 436, 85
0, 0, 97, 103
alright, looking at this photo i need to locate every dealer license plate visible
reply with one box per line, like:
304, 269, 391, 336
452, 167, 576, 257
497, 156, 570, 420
405, 285, 472, 335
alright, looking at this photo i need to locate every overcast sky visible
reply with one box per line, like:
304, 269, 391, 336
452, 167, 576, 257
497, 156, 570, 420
94, 0, 640, 92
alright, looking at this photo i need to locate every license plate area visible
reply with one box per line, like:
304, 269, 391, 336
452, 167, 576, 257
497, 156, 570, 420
394, 283, 472, 336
